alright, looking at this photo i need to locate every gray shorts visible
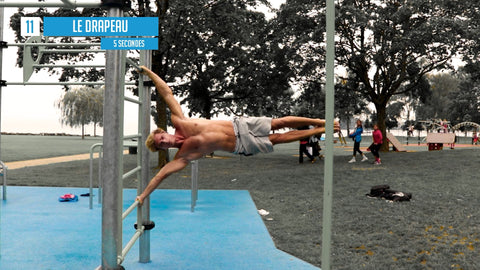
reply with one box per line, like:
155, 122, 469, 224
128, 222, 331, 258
232, 117, 274, 156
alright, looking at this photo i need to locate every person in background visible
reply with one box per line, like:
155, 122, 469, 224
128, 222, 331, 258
348, 119, 368, 163
299, 134, 316, 163
308, 134, 322, 160
369, 123, 383, 165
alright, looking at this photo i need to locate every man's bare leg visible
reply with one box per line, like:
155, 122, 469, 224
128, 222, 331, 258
269, 126, 326, 145
271, 116, 326, 130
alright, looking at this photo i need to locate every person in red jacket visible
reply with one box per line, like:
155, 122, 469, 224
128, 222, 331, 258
370, 124, 383, 165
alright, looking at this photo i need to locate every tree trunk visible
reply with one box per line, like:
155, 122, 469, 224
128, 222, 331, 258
81, 123, 85, 139
345, 116, 351, 135
153, 0, 171, 168
375, 104, 389, 152
153, 49, 169, 168
155, 92, 169, 168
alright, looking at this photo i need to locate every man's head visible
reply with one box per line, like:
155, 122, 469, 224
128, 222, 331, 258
145, 128, 175, 152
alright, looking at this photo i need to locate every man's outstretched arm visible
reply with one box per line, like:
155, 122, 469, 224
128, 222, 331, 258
136, 158, 189, 204
139, 66, 185, 120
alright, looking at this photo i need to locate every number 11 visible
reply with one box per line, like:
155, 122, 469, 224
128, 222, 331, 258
25, 19, 34, 33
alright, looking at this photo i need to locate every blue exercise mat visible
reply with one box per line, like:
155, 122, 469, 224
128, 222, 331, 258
0, 186, 319, 270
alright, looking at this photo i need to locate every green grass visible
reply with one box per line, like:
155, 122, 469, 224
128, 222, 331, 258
0, 134, 103, 161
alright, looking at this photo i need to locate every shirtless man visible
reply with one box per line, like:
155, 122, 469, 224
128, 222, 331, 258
136, 66, 339, 204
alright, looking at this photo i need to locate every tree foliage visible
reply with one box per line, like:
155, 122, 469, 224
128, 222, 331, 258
415, 72, 458, 121
447, 62, 480, 126
293, 80, 325, 119
152, 0, 294, 120
453, 0, 480, 61
270, 0, 328, 119
334, 76, 367, 132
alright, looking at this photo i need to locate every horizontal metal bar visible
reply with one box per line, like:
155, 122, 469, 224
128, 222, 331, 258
61, 0, 75, 8
41, 49, 105, 53
33, 64, 105, 68
6, 82, 136, 86
122, 166, 141, 181
124, 96, 141, 104
7, 43, 101, 47
122, 200, 140, 220
0, 1, 101, 8
118, 228, 144, 264
124, 134, 141, 140
7, 81, 105, 85
125, 57, 142, 72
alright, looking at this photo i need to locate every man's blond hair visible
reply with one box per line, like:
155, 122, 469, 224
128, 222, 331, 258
145, 128, 165, 152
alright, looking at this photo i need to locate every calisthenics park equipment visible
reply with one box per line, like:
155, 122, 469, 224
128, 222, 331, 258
0, 1, 338, 270
0, 0, 155, 269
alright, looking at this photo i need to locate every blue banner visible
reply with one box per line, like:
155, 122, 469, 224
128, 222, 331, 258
44, 17, 158, 37
101, 38, 158, 50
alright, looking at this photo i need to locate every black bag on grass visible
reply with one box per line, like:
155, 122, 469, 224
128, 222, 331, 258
367, 185, 390, 197
366, 185, 412, 202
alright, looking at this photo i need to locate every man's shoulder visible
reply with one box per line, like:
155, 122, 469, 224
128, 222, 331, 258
171, 114, 188, 124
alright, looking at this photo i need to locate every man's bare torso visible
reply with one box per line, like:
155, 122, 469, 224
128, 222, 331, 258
173, 118, 237, 160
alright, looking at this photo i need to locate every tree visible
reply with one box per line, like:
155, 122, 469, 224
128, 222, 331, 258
335, 0, 469, 150
447, 62, 480, 126
293, 80, 326, 119
270, 0, 328, 120
334, 76, 368, 133
416, 72, 458, 121
385, 101, 403, 130
152, 0, 290, 121
56, 86, 104, 138
455, 0, 480, 61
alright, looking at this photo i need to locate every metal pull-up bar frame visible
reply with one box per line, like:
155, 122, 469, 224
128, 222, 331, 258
3, 38, 140, 86
0, 161, 7, 200
0, 1, 154, 269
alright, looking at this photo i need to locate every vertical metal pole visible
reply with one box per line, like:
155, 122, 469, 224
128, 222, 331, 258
101, 6, 125, 270
1, 161, 5, 200
0, 3, 3, 150
89, 148, 94, 209
191, 160, 198, 212
322, 0, 335, 269
0, 0, 3, 164
98, 147, 103, 204
0, 0, 4, 257
138, 50, 151, 263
